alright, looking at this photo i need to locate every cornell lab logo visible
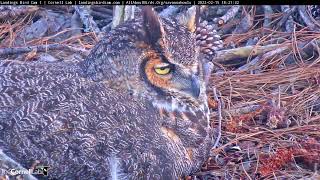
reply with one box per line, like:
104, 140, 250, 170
9, 166, 50, 176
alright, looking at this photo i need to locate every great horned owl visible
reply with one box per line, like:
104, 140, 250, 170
0, 7, 213, 179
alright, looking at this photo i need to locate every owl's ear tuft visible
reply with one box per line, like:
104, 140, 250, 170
177, 6, 200, 33
142, 6, 165, 45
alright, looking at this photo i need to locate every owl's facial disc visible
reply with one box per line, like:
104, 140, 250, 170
144, 55, 201, 99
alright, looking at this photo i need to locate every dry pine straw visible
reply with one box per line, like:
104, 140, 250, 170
202, 50, 320, 178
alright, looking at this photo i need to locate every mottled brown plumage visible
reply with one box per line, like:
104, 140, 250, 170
0, 7, 214, 179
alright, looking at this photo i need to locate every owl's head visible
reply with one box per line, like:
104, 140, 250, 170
81, 6, 208, 115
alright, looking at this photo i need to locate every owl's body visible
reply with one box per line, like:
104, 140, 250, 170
0, 7, 213, 179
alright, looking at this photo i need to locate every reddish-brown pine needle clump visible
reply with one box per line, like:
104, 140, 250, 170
258, 148, 295, 177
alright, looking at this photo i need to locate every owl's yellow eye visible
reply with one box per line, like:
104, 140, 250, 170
154, 67, 171, 75
154, 63, 172, 75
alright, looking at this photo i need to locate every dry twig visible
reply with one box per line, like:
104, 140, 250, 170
215, 5, 241, 25
74, 5, 101, 35
298, 5, 318, 31
0, 44, 89, 57
212, 87, 222, 149
213, 44, 281, 63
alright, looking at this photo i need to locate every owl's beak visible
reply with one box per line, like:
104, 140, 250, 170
190, 75, 201, 98
174, 72, 201, 98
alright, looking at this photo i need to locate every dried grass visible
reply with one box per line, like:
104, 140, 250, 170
202, 27, 320, 179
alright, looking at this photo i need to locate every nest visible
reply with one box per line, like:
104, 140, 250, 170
195, 5, 320, 180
